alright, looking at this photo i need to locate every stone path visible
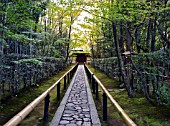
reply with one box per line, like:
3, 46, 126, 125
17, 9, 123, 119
50, 65, 101, 126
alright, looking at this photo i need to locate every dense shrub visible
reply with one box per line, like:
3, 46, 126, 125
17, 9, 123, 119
0, 54, 69, 103
92, 50, 170, 105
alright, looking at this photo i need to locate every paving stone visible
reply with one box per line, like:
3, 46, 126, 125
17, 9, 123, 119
83, 118, 91, 122
60, 120, 70, 125
62, 117, 74, 121
82, 111, 90, 114
64, 110, 76, 114
65, 106, 76, 111
76, 121, 82, 125
83, 108, 90, 112
77, 108, 82, 111
75, 106, 81, 110
82, 100, 88, 102
85, 114, 90, 118
66, 103, 74, 106
76, 118, 82, 121
63, 114, 72, 117
80, 104, 89, 108
70, 120, 76, 123
82, 122, 91, 126
72, 115, 79, 119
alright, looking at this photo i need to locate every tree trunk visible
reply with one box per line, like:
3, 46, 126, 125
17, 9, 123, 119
130, 55, 153, 104
112, 21, 135, 97
91, 44, 95, 66
151, 13, 157, 52
34, 15, 39, 32
59, 16, 63, 38
119, 20, 124, 53
101, 22, 106, 57
43, 16, 47, 55
65, 16, 73, 63
146, 18, 152, 52
126, 22, 131, 51
135, 25, 141, 53
157, 22, 170, 49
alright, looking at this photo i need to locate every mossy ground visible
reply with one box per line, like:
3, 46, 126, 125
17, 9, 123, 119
0, 65, 74, 126
88, 65, 170, 126
1, 64, 170, 126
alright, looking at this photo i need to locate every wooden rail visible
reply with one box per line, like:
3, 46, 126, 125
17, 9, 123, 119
84, 64, 137, 126
4, 63, 78, 126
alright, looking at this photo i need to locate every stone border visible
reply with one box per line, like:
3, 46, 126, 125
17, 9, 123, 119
83, 66, 101, 126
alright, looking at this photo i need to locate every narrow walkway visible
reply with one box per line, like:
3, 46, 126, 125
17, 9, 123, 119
50, 65, 101, 126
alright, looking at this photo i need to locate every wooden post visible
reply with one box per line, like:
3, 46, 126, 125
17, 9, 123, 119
68, 72, 70, 83
92, 75, 95, 94
69, 70, 71, 79
43, 94, 50, 121
103, 92, 107, 121
89, 73, 92, 83
64, 76, 67, 90
57, 82, 60, 100
88, 69, 90, 79
70, 71, 72, 78
96, 81, 98, 100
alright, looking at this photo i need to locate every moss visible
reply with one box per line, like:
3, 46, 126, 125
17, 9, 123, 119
87, 65, 126, 126
0, 65, 74, 125
88, 65, 170, 126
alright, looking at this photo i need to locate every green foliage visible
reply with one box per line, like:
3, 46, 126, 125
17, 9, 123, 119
0, 54, 67, 102
159, 86, 170, 105
92, 49, 170, 105
12, 58, 42, 65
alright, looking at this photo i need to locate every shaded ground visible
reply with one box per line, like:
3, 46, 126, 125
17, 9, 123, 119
0, 65, 74, 126
88, 65, 170, 126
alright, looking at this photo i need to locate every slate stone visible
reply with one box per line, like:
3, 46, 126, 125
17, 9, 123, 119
60, 120, 70, 125
76, 121, 82, 125
82, 122, 91, 126
62, 117, 74, 121
83, 108, 90, 112
72, 115, 79, 119
83, 118, 91, 122
64, 110, 76, 114
66, 103, 74, 106
63, 114, 72, 117
85, 114, 90, 118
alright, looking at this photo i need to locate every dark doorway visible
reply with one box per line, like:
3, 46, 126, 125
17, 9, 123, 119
76, 54, 86, 62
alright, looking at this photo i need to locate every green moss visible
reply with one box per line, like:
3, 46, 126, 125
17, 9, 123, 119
87, 65, 125, 126
88, 65, 170, 126
0, 65, 74, 125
